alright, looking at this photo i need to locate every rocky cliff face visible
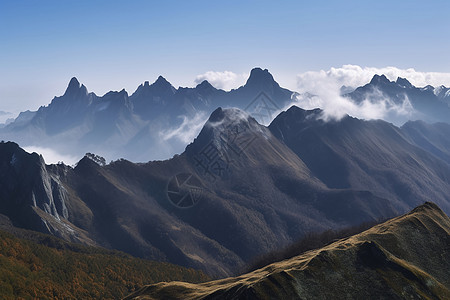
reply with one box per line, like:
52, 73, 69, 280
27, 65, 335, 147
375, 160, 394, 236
125, 202, 450, 299
0, 141, 92, 243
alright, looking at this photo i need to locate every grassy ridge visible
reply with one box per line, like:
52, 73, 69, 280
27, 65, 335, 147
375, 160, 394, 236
243, 219, 384, 273
0, 230, 209, 299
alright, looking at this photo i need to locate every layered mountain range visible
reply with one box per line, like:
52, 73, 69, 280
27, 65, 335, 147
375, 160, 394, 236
3, 68, 450, 163
0, 68, 293, 162
1, 103, 450, 277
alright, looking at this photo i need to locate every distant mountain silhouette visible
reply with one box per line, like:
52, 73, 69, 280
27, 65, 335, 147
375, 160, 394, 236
345, 74, 450, 124
0, 68, 295, 162
4, 70, 450, 163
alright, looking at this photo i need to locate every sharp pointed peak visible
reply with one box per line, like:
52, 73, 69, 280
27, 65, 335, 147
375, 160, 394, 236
63, 77, 87, 97
195, 80, 215, 89
69, 77, 80, 87
185, 107, 261, 156
150, 75, 176, 91
154, 75, 170, 84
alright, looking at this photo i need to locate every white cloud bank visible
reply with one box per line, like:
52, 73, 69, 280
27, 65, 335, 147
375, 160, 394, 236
161, 111, 209, 144
194, 71, 248, 91
293, 65, 450, 122
23, 146, 79, 166
296, 65, 450, 91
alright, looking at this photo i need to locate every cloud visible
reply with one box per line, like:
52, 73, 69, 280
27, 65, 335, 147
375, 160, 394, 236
297, 65, 450, 92
194, 71, 248, 91
292, 65, 450, 123
161, 111, 209, 144
23, 146, 79, 166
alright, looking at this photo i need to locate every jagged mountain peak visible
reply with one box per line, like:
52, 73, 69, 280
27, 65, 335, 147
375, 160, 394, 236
369, 74, 390, 85
245, 67, 279, 88
131, 75, 176, 99
153, 75, 173, 88
63, 77, 88, 98
68, 77, 80, 88
185, 107, 266, 157
368, 74, 414, 89
195, 80, 216, 91
396, 77, 413, 88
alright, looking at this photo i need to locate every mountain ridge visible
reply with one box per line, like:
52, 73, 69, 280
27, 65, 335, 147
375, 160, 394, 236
124, 201, 450, 299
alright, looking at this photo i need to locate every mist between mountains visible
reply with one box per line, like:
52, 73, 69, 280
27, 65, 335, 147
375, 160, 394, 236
165, 92, 279, 209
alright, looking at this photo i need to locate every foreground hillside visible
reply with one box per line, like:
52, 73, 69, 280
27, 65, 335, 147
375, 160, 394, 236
125, 202, 450, 299
0, 228, 208, 299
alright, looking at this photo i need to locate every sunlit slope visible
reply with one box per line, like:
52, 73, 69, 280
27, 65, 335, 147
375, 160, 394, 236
126, 202, 450, 299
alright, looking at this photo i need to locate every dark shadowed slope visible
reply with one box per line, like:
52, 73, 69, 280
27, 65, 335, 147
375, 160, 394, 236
124, 202, 450, 300
269, 106, 450, 213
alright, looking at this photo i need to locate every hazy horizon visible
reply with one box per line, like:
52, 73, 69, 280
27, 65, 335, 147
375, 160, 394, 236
1, 0, 449, 115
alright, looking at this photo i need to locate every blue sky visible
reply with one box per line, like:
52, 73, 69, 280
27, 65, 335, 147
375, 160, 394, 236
1, 0, 450, 115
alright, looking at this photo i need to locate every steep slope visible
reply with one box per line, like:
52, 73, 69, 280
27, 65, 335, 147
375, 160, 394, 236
401, 120, 450, 164
61, 108, 395, 276
0, 107, 397, 277
125, 202, 450, 300
0, 226, 208, 299
0, 141, 93, 244
269, 106, 450, 213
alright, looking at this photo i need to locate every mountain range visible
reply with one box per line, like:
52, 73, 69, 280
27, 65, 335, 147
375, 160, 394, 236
0, 68, 293, 162
3, 68, 450, 163
1, 104, 450, 277
345, 74, 450, 124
